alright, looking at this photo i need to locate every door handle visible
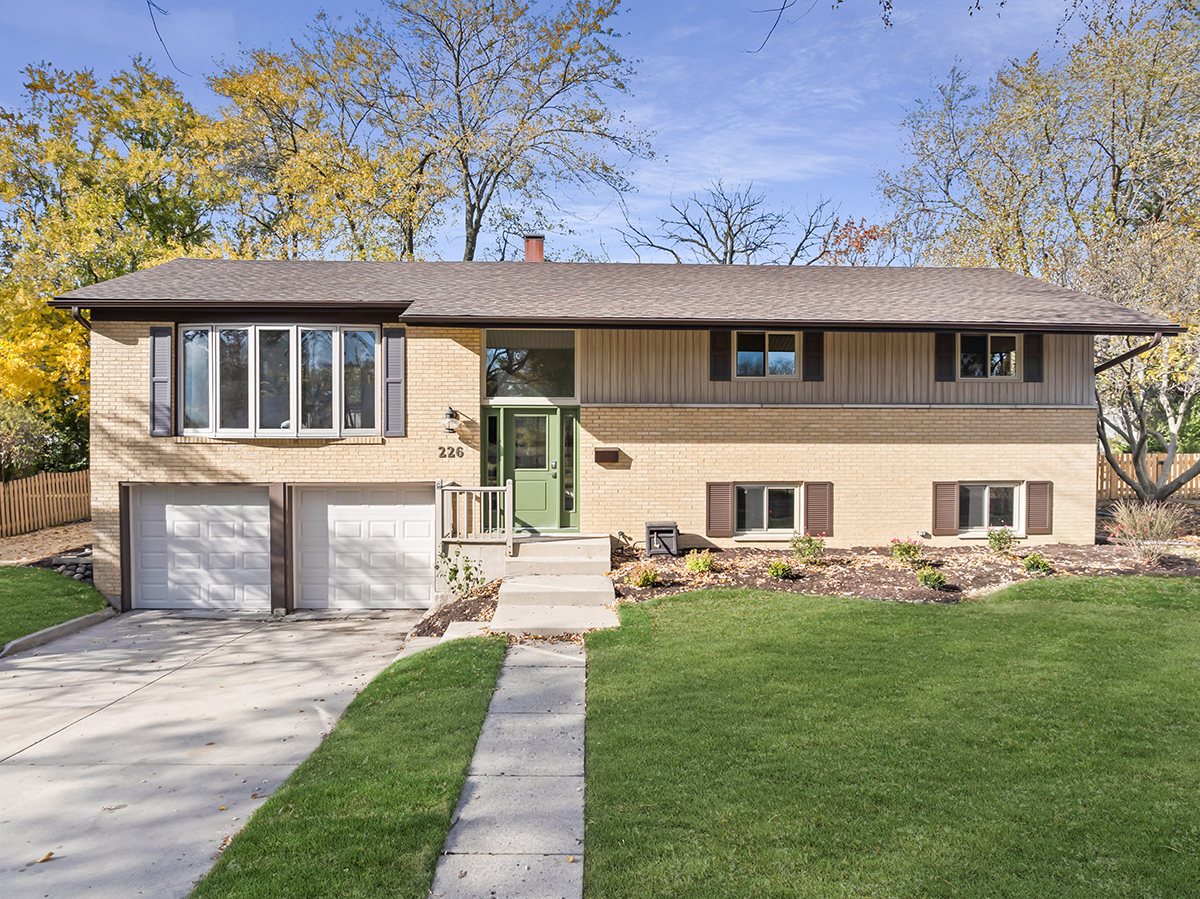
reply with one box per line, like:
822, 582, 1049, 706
551, 472, 558, 478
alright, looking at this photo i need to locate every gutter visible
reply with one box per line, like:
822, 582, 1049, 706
70, 307, 91, 331
1094, 332, 1163, 374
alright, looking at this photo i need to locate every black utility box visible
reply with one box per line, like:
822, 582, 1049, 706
645, 520, 679, 557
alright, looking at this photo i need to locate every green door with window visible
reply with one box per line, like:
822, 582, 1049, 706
487, 407, 579, 531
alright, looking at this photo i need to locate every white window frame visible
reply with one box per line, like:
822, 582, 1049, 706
480, 328, 580, 406
957, 333, 1022, 381
734, 483, 801, 534
957, 481, 1024, 537
733, 331, 800, 381
179, 324, 381, 438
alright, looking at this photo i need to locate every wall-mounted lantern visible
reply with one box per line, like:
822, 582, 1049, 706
441, 406, 462, 433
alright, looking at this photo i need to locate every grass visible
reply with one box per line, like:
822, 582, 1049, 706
190, 636, 507, 899
585, 578, 1200, 898
0, 566, 108, 646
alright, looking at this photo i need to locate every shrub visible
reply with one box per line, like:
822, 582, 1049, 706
790, 531, 826, 564
1109, 499, 1191, 565
768, 560, 793, 579
685, 549, 715, 572
987, 527, 1017, 553
889, 537, 923, 565
434, 549, 485, 597
626, 563, 660, 587
1023, 552, 1052, 574
916, 566, 946, 590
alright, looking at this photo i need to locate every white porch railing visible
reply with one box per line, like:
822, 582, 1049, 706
435, 479, 515, 556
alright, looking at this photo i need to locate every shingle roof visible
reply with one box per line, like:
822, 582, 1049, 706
52, 257, 1182, 335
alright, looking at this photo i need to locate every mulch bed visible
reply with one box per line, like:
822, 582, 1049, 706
410, 580, 500, 637
610, 541, 1200, 605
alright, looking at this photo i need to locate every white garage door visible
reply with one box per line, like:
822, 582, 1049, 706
294, 485, 436, 610
132, 485, 272, 610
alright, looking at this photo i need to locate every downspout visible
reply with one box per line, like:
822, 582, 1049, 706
1094, 332, 1162, 374
70, 306, 91, 331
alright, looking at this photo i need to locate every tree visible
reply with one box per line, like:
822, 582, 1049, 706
0, 59, 222, 417
622, 179, 835, 265
0, 398, 50, 482
878, 1, 1200, 500
817, 217, 911, 266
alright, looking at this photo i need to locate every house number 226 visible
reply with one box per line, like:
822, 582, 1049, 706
438, 446, 465, 458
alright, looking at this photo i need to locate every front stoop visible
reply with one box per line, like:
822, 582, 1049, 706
489, 537, 618, 637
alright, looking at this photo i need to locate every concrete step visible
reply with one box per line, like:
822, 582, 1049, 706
498, 575, 616, 607
511, 536, 611, 561
489, 603, 619, 637
504, 556, 610, 577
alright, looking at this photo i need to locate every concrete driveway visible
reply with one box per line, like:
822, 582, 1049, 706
0, 610, 420, 898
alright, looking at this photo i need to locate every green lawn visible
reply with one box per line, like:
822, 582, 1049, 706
0, 566, 108, 646
585, 578, 1200, 899
190, 636, 507, 899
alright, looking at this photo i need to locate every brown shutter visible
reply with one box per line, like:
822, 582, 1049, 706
935, 332, 957, 382
1023, 333, 1044, 383
1026, 481, 1053, 534
709, 330, 732, 381
706, 482, 734, 537
932, 481, 959, 536
802, 331, 824, 382
382, 327, 406, 437
149, 326, 173, 436
803, 482, 833, 537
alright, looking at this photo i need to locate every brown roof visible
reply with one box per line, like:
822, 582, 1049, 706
52, 257, 1182, 335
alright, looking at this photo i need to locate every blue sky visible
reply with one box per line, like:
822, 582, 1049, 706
0, 0, 1080, 260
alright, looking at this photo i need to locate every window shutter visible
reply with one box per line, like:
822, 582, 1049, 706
1023, 333, 1044, 383
382, 328, 406, 438
803, 331, 825, 382
149, 326, 173, 437
1026, 481, 1053, 534
932, 482, 958, 536
709, 330, 732, 381
706, 482, 734, 537
803, 482, 833, 537
934, 332, 957, 382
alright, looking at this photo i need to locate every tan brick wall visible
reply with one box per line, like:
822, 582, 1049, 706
90, 322, 483, 597
578, 406, 1097, 548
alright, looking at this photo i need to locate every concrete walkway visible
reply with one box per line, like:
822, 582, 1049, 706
429, 641, 586, 899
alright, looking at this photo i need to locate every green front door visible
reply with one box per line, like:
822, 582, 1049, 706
490, 407, 579, 531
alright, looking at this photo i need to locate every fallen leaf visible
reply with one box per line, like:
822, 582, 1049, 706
219, 806, 226, 811
37, 852, 54, 863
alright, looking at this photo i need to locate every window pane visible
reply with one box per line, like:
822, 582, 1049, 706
218, 329, 249, 430
182, 329, 209, 430
767, 488, 795, 530
300, 330, 334, 430
486, 330, 575, 398
737, 486, 765, 531
513, 416, 547, 469
990, 335, 1016, 377
563, 412, 576, 513
258, 330, 291, 430
485, 416, 499, 486
959, 484, 986, 530
343, 331, 376, 430
767, 333, 796, 376
960, 335, 988, 378
737, 332, 766, 377
989, 486, 1015, 528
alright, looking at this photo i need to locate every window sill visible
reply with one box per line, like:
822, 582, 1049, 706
732, 533, 795, 543
958, 531, 1026, 540
174, 435, 386, 445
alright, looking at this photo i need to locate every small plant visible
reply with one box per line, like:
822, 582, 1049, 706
434, 549, 486, 597
790, 531, 826, 564
987, 527, 1017, 553
916, 566, 946, 590
626, 562, 660, 587
1109, 499, 1191, 566
685, 549, 715, 573
768, 560, 793, 579
1023, 552, 1052, 574
889, 537, 923, 566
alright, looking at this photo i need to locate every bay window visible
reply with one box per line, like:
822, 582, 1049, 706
181, 325, 379, 437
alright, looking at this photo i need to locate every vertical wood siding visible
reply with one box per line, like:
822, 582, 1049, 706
579, 330, 1094, 406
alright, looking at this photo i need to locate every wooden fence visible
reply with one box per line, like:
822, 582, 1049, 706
1098, 453, 1200, 500
0, 470, 91, 538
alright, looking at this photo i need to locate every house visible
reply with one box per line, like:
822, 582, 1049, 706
52, 238, 1181, 613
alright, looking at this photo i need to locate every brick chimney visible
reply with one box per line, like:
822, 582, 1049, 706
524, 234, 544, 262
